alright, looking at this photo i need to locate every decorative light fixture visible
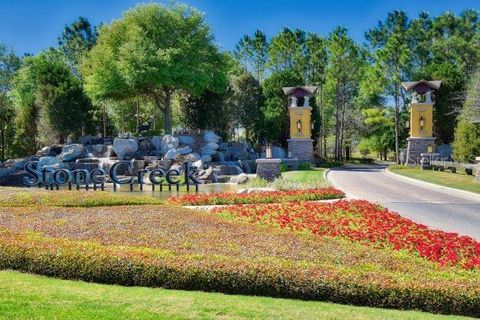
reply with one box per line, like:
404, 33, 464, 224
406, 120, 410, 129
297, 119, 302, 133
419, 116, 425, 130
265, 143, 272, 159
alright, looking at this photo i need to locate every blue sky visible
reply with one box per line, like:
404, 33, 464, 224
1, 0, 478, 55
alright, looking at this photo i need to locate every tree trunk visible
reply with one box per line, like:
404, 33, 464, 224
102, 104, 107, 138
318, 83, 324, 158
0, 124, 4, 161
394, 86, 400, 164
334, 85, 341, 161
136, 99, 140, 134
340, 84, 347, 162
163, 89, 173, 134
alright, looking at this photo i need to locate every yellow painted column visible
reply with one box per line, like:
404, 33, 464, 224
409, 103, 433, 138
289, 107, 312, 139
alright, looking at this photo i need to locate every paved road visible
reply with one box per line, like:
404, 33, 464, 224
326, 164, 480, 240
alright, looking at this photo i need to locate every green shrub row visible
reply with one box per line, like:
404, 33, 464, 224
0, 232, 478, 317
0, 188, 163, 207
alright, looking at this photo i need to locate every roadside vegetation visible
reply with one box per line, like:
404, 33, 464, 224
0, 187, 163, 207
167, 188, 344, 206
0, 187, 479, 317
1, 270, 470, 320
389, 165, 480, 194
245, 167, 330, 190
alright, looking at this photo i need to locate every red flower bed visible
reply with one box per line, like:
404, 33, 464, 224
167, 188, 345, 206
212, 200, 480, 269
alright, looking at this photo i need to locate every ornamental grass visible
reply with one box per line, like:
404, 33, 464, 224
167, 188, 345, 206
0, 204, 479, 316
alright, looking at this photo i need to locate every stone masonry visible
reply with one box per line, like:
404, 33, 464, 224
256, 159, 281, 181
287, 139, 314, 161
405, 137, 436, 165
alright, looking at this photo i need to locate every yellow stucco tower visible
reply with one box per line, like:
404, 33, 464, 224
283, 86, 318, 161
401, 80, 442, 164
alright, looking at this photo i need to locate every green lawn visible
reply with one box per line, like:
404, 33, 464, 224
282, 167, 326, 183
389, 165, 480, 194
0, 270, 470, 320
246, 167, 328, 190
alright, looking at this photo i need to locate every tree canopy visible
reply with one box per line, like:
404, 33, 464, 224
82, 3, 228, 134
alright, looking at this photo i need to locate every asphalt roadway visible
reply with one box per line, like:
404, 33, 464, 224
326, 164, 480, 240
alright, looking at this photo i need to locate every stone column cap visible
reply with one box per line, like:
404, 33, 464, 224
476, 157, 480, 163
256, 158, 281, 164
407, 137, 436, 141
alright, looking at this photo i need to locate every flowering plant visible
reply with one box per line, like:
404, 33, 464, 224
167, 188, 345, 206
212, 200, 480, 269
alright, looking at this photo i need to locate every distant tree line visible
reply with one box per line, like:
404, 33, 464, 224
0, 4, 479, 162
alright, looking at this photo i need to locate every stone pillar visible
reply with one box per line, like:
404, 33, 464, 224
287, 139, 314, 161
256, 159, 281, 181
476, 157, 480, 182
405, 137, 436, 165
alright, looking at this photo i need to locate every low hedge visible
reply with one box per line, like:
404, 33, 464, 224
167, 188, 345, 206
0, 201, 479, 317
0, 230, 479, 317
0, 187, 163, 207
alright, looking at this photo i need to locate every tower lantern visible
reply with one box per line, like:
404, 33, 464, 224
401, 79, 441, 164
282, 85, 318, 161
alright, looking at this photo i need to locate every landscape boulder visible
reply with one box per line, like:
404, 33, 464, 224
164, 148, 179, 160
201, 142, 219, 156
38, 156, 64, 170
151, 136, 163, 151
232, 173, 249, 184
138, 138, 153, 155
177, 135, 195, 145
161, 135, 179, 153
201, 155, 212, 163
194, 167, 217, 183
192, 159, 203, 169
86, 144, 110, 158
59, 144, 85, 162
36, 145, 63, 157
178, 146, 192, 155
185, 153, 201, 162
214, 164, 243, 175
203, 130, 220, 143
113, 139, 138, 160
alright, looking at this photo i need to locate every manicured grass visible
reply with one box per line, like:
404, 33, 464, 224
0, 271, 470, 320
1, 203, 479, 316
282, 167, 326, 183
0, 187, 163, 207
389, 165, 480, 194
246, 168, 328, 190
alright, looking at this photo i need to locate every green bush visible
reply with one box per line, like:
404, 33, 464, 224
297, 162, 311, 170
279, 163, 290, 172
0, 188, 163, 207
0, 232, 478, 317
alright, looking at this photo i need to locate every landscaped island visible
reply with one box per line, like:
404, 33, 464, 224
0, 186, 478, 317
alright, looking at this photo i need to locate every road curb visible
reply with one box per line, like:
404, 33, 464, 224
385, 167, 480, 202
324, 165, 360, 199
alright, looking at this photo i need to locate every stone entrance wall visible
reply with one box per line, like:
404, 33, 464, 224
405, 137, 436, 165
287, 139, 314, 161
256, 159, 281, 181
